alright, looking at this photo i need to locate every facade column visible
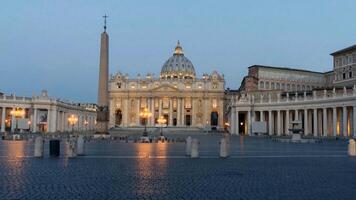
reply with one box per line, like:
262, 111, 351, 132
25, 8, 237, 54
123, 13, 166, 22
277, 110, 281, 136
323, 108, 327, 137
151, 98, 155, 126
260, 111, 264, 121
181, 98, 185, 126
61, 112, 65, 132
304, 109, 308, 135
177, 98, 181, 126
191, 98, 195, 126
343, 106, 348, 137
295, 109, 298, 121
137, 98, 141, 126
333, 107, 337, 137
285, 110, 289, 135
268, 110, 273, 135
247, 110, 251, 135
50, 109, 57, 132
1, 107, 5, 133
169, 98, 173, 126
313, 108, 318, 137
158, 99, 162, 118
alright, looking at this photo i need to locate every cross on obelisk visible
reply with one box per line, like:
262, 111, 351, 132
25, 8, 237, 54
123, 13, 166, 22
103, 14, 108, 32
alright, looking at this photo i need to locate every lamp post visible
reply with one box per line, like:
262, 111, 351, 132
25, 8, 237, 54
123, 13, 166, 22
10, 108, 25, 133
68, 114, 78, 134
157, 116, 167, 137
139, 108, 152, 137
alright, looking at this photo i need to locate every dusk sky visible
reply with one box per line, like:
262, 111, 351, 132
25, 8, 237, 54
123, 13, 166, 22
1, 0, 355, 103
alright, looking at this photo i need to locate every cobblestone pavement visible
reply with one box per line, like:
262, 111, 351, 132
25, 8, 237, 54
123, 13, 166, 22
0, 135, 356, 200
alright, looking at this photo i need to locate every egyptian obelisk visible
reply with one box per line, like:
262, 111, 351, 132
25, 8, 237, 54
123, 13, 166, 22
95, 15, 109, 135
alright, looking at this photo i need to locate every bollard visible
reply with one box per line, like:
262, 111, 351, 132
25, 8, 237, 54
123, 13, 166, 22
185, 136, 192, 156
34, 136, 44, 158
77, 135, 85, 156
348, 139, 356, 156
220, 138, 230, 158
191, 139, 199, 158
66, 138, 77, 158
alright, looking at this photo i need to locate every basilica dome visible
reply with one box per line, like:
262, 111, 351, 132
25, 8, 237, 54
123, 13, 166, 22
160, 41, 196, 79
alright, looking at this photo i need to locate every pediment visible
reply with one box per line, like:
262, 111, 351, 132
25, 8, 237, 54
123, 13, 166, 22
151, 84, 180, 92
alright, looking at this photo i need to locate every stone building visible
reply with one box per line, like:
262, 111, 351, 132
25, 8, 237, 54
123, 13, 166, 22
228, 44, 356, 137
0, 90, 96, 133
108, 42, 225, 129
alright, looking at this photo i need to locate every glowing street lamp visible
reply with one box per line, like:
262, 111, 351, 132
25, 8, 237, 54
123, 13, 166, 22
139, 108, 152, 136
68, 114, 78, 133
157, 116, 167, 136
10, 108, 25, 133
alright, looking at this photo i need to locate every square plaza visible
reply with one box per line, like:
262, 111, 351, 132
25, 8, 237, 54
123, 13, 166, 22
1, 133, 355, 200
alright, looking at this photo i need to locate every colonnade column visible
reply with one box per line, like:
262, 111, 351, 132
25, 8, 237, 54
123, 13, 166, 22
353, 106, 356, 138
323, 108, 327, 137
181, 98, 185, 126
313, 108, 318, 137
11, 107, 15, 132
137, 98, 141, 126
268, 110, 273, 135
32, 108, 37, 132
332, 107, 337, 137
169, 99, 173, 126
285, 110, 289, 135
277, 110, 281, 136
304, 109, 308, 135
230, 107, 236, 134
247, 110, 251, 135
343, 106, 347, 137
236, 110, 239, 135
295, 109, 298, 121
260, 111, 264, 122
1, 108, 5, 133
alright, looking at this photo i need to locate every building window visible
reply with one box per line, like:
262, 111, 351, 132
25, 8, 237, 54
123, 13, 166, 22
260, 81, 264, 89
349, 71, 353, 78
116, 82, 121, 89
343, 73, 346, 80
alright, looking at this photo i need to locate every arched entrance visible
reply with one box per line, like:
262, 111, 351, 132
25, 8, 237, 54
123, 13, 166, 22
211, 111, 218, 130
115, 109, 122, 126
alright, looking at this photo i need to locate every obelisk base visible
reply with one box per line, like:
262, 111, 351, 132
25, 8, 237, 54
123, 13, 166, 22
95, 106, 110, 138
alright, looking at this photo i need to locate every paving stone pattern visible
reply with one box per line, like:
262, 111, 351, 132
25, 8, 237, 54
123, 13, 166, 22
0, 135, 355, 200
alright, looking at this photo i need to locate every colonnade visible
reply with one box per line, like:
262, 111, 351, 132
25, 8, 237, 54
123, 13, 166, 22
229, 88, 356, 137
231, 106, 356, 137
0, 106, 96, 133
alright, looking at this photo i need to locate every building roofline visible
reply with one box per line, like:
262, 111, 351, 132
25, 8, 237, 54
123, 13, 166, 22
248, 65, 327, 74
330, 44, 356, 56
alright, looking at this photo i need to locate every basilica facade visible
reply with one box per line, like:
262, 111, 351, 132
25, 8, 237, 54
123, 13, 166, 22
108, 42, 225, 129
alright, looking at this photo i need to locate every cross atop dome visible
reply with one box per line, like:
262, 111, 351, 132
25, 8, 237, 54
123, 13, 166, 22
174, 40, 184, 55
